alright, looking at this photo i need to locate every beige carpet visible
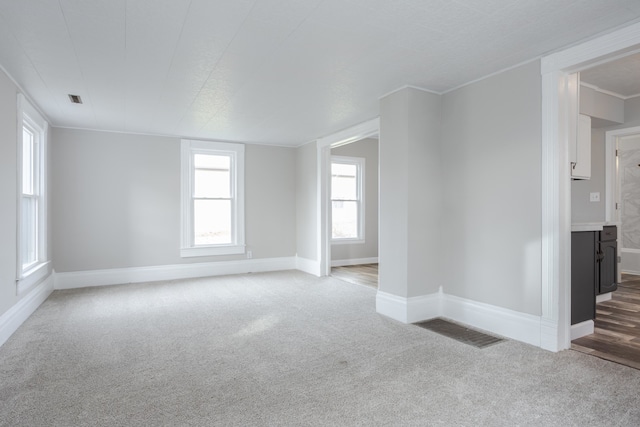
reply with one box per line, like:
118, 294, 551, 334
1, 270, 640, 426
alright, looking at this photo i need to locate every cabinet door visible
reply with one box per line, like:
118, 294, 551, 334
598, 240, 618, 294
572, 114, 591, 179
571, 232, 596, 325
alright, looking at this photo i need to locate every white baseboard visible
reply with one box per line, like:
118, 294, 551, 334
0, 273, 54, 348
596, 293, 612, 303
540, 318, 561, 352
376, 290, 441, 324
55, 257, 297, 290
331, 257, 378, 267
295, 256, 321, 277
376, 290, 541, 347
570, 320, 594, 341
442, 294, 541, 347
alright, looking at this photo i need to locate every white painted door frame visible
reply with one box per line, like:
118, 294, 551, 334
316, 118, 380, 276
607, 127, 640, 279
541, 22, 640, 351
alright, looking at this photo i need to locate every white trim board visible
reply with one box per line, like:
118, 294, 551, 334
570, 320, 594, 341
295, 256, 321, 277
331, 257, 378, 267
376, 290, 541, 347
0, 274, 54, 348
55, 257, 297, 290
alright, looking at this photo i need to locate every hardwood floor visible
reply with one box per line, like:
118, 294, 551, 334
572, 273, 640, 370
331, 264, 378, 289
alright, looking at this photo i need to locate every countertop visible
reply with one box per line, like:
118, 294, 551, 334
571, 222, 618, 232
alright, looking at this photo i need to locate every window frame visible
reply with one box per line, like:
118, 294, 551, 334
331, 155, 365, 245
180, 139, 245, 257
16, 94, 50, 294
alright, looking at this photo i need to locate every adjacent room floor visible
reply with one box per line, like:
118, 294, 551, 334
572, 273, 640, 370
331, 263, 378, 289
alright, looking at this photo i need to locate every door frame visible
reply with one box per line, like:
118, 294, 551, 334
606, 126, 640, 279
541, 22, 640, 351
317, 118, 379, 276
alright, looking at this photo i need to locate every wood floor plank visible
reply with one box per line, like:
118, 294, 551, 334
572, 277, 640, 370
331, 264, 378, 289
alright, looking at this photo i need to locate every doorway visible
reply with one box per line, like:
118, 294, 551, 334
571, 129, 640, 369
541, 22, 640, 351
328, 137, 379, 289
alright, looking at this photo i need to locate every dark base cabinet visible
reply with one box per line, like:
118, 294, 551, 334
571, 232, 596, 325
598, 226, 618, 295
571, 226, 618, 326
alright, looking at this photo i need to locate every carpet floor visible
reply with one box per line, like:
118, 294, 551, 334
1, 270, 640, 426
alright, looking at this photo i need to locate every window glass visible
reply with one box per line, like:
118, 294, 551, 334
332, 200, 358, 239
21, 197, 37, 268
331, 156, 364, 241
22, 128, 34, 195
194, 199, 232, 245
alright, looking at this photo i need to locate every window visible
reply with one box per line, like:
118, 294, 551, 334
331, 156, 364, 243
17, 94, 49, 293
181, 139, 245, 257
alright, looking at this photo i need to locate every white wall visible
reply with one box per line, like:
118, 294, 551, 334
295, 141, 317, 262
52, 128, 296, 272
379, 87, 442, 298
440, 60, 542, 316
0, 68, 19, 317
331, 138, 378, 263
0, 69, 52, 318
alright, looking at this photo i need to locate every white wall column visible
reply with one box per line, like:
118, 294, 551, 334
377, 87, 442, 323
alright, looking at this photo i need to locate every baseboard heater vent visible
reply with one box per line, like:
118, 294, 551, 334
414, 318, 505, 349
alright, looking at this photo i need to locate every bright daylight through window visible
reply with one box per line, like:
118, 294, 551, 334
181, 139, 245, 257
331, 156, 364, 242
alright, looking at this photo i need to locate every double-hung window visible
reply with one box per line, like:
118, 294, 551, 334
17, 94, 49, 293
331, 156, 365, 243
180, 139, 245, 257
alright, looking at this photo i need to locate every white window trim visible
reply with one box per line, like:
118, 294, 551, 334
16, 94, 49, 295
331, 155, 365, 245
180, 139, 245, 257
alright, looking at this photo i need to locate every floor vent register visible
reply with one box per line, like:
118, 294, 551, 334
414, 318, 505, 349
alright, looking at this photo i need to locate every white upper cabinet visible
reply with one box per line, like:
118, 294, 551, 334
572, 114, 591, 180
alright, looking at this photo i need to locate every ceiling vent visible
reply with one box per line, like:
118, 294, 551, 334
68, 94, 83, 104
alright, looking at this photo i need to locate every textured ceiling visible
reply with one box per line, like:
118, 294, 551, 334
581, 53, 640, 98
1, 0, 640, 146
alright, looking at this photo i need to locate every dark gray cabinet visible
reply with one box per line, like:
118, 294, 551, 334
598, 226, 618, 295
571, 225, 618, 325
571, 231, 596, 325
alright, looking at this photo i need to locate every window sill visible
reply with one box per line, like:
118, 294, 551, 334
331, 238, 365, 246
17, 260, 51, 295
181, 245, 245, 258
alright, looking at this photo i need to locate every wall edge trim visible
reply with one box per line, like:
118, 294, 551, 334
0, 274, 54, 348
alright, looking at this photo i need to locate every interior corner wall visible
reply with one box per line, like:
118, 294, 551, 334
330, 138, 379, 262
379, 87, 442, 299
294, 141, 318, 262
0, 68, 19, 317
440, 60, 542, 316
51, 128, 296, 273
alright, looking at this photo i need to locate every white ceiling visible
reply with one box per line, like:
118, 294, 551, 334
1, 1, 640, 147
581, 53, 640, 98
